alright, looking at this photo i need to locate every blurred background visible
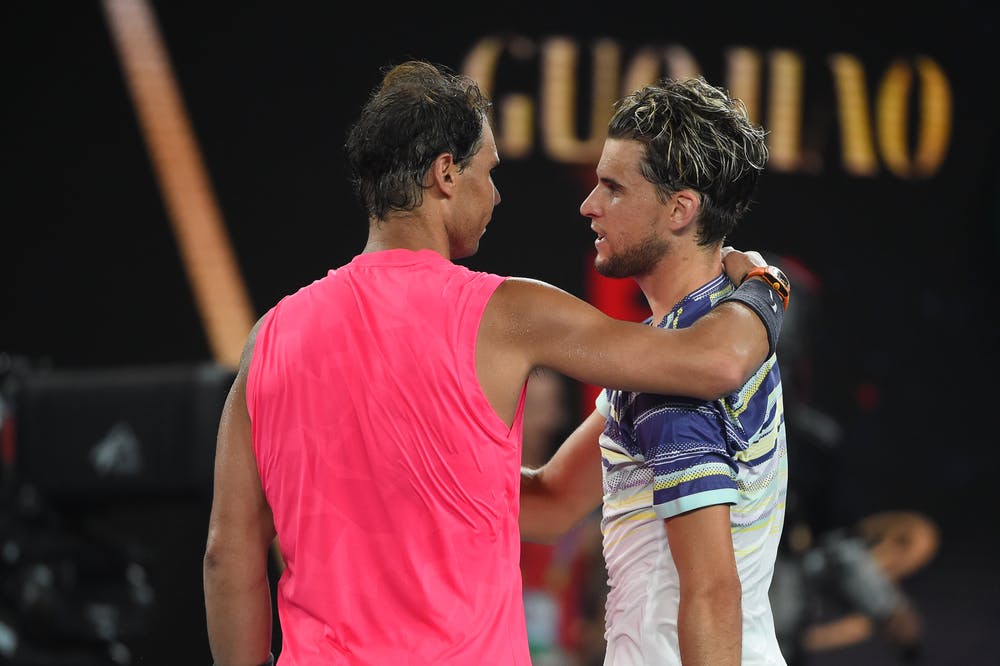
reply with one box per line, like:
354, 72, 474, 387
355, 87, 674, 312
2, 0, 997, 664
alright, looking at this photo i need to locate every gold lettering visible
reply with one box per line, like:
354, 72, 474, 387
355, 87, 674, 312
664, 45, 701, 81
496, 94, 535, 159
622, 45, 701, 95
463, 37, 953, 178
766, 50, 805, 172
914, 57, 951, 177
829, 53, 879, 176
462, 36, 536, 158
541, 38, 621, 164
876, 59, 912, 177
462, 37, 503, 98
876, 57, 952, 178
622, 47, 663, 95
725, 47, 762, 125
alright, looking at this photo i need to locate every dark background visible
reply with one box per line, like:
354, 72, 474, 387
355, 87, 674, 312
2, 1, 997, 664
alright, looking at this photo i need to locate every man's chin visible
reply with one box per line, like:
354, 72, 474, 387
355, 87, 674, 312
594, 259, 627, 280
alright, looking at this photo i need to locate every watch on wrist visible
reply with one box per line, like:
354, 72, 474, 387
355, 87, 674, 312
742, 265, 790, 311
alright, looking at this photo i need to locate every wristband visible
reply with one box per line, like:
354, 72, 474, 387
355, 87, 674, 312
723, 278, 783, 358
742, 265, 790, 311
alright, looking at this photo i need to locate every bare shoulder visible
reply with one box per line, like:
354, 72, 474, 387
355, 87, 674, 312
236, 315, 268, 380
219, 315, 268, 410
491, 276, 572, 305
480, 276, 623, 380
214, 316, 269, 471
487, 277, 593, 330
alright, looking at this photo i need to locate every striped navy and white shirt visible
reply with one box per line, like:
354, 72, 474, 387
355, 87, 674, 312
596, 272, 788, 666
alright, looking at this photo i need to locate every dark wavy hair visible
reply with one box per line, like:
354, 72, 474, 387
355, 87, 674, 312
607, 77, 768, 246
345, 61, 493, 221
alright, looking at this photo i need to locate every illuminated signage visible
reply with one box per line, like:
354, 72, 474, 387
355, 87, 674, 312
464, 36, 951, 178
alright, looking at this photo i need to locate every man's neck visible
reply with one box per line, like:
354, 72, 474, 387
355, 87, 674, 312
362, 212, 451, 259
635, 249, 723, 325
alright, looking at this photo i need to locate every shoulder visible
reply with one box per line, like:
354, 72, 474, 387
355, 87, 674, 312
237, 314, 269, 379
483, 277, 606, 346
487, 277, 578, 314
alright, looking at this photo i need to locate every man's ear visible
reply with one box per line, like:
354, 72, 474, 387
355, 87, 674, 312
669, 189, 701, 230
429, 153, 457, 195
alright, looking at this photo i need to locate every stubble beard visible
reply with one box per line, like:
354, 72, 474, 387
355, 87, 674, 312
594, 234, 670, 279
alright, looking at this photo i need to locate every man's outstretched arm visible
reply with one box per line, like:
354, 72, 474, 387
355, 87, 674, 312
491, 249, 786, 401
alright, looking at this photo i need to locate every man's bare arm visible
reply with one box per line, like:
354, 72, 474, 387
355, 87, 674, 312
489, 277, 767, 401
477, 248, 779, 427
204, 322, 276, 666
667, 505, 743, 666
520, 409, 606, 542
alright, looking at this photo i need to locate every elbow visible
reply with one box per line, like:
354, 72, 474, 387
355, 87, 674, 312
690, 572, 742, 610
203, 539, 227, 580
694, 357, 746, 400
203, 547, 221, 573
710, 344, 760, 398
203, 531, 253, 579
721, 360, 751, 396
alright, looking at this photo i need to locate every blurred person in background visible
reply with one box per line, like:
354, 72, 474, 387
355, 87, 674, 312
765, 257, 939, 665
520, 369, 607, 665
203, 60, 786, 665
521, 77, 789, 666
520, 369, 573, 662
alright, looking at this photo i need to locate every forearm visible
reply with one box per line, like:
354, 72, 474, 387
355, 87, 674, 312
678, 585, 742, 666
520, 467, 564, 543
503, 278, 778, 401
667, 504, 743, 665
519, 410, 605, 541
520, 466, 599, 542
205, 551, 273, 665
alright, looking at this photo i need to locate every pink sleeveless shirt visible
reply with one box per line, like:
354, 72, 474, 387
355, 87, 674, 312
247, 249, 529, 665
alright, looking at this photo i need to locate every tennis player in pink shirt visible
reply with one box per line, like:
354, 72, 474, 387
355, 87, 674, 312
203, 60, 786, 665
